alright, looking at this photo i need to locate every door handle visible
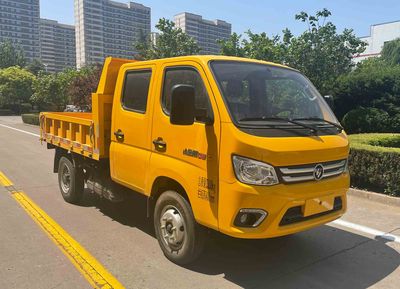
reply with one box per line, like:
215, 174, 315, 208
114, 129, 124, 141
153, 137, 166, 152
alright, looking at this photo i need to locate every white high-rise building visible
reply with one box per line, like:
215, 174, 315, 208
74, 0, 151, 68
354, 20, 400, 63
40, 19, 76, 73
150, 32, 159, 46
174, 12, 232, 55
0, 0, 40, 62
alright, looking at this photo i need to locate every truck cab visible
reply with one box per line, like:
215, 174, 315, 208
41, 56, 349, 265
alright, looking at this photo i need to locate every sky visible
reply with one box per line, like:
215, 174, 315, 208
41, 0, 400, 37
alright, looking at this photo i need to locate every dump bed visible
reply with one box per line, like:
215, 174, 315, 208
40, 111, 98, 158
40, 57, 136, 160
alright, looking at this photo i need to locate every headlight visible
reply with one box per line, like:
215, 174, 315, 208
232, 155, 279, 186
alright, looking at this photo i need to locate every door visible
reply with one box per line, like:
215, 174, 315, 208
110, 65, 155, 193
150, 61, 221, 227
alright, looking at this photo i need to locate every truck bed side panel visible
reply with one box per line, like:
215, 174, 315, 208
40, 112, 99, 159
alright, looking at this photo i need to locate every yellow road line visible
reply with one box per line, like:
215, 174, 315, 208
0, 171, 13, 187
0, 171, 125, 289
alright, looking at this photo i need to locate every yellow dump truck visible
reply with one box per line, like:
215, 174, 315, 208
40, 56, 349, 264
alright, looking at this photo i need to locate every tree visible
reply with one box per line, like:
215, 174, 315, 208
31, 70, 74, 111
381, 38, 400, 65
0, 40, 26, 69
219, 31, 284, 60
332, 58, 400, 120
244, 31, 287, 63
0, 66, 35, 109
134, 29, 152, 60
68, 64, 102, 108
26, 59, 46, 76
286, 9, 366, 94
219, 9, 366, 94
134, 18, 200, 60
31, 65, 101, 111
218, 33, 245, 57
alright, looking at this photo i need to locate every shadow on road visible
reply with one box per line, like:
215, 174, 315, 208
80, 190, 400, 289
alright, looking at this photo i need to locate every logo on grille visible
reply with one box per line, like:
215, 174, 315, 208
313, 164, 324, 180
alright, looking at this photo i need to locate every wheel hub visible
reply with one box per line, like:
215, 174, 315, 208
61, 165, 71, 192
160, 207, 185, 250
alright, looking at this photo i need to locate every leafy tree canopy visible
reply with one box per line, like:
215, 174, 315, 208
0, 40, 27, 69
381, 38, 400, 65
31, 70, 74, 110
67, 64, 102, 108
134, 18, 200, 60
31, 65, 101, 111
288, 9, 366, 93
26, 59, 46, 76
219, 9, 366, 94
218, 32, 245, 57
0, 66, 35, 107
332, 58, 400, 120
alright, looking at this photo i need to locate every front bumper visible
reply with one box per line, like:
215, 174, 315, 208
218, 173, 349, 239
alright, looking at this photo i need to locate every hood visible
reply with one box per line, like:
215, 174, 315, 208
222, 123, 349, 167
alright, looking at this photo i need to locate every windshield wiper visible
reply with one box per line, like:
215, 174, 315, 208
293, 117, 343, 132
239, 117, 318, 134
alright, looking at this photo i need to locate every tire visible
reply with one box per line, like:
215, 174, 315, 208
154, 190, 205, 265
58, 156, 84, 204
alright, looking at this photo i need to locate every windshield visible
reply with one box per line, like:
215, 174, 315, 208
210, 61, 338, 126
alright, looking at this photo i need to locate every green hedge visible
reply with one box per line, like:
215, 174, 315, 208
342, 107, 399, 134
0, 109, 13, 116
349, 134, 400, 196
21, 114, 40, 126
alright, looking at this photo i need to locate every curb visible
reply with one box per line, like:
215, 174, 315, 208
348, 188, 400, 207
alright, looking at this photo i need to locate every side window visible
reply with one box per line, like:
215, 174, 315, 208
162, 67, 212, 122
122, 70, 152, 113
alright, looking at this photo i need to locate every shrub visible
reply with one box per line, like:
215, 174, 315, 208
369, 135, 400, 148
0, 108, 13, 116
20, 103, 32, 114
342, 107, 391, 133
21, 113, 39, 126
332, 59, 400, 120
349, 133, 400, 196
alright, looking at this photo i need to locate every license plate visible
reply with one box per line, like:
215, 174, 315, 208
303, 196, 334, 217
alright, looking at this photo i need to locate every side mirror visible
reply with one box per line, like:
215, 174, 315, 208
170, 84, 195, 125
324, 95, 334, 109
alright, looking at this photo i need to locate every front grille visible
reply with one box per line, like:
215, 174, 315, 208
278, 159, 346, 183
280, 196, 343, 226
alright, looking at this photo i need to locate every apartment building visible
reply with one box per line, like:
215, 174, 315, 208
40, 19, 76, 72
174, 12, 231, 54
354, 20, 400, 63
150, 31, 159, 46
75, 0, 151, 68
0, 0, 40, 62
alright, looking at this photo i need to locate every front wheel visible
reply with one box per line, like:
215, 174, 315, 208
154, 190, 205, 265
58, 156, 84, 204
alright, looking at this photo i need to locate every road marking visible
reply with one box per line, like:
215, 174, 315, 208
0, 123, 40, 137
0, 171, 13, 187
332, 219, 400, 243
0, 171, 125, 289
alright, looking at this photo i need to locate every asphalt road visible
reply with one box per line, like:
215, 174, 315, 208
0, 115, 399, 289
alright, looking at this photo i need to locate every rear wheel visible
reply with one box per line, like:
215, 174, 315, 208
58, 156, 84, 204
154, 190, 205, 265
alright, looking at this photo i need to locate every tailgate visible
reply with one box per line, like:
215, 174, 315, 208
40, 112, 100, 160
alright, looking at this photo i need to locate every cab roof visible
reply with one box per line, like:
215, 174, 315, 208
121, 55, 295, 71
